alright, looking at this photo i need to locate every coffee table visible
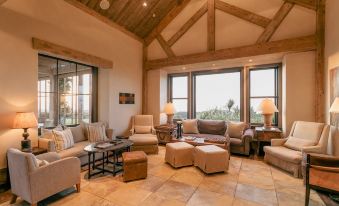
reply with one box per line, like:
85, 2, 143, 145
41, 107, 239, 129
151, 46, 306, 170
84, 139, 133, 179
171, 136, 225, 147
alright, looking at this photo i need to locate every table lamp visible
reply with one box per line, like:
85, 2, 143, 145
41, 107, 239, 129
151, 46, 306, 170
13, 112, 38, 152
256, 99, 278, 129
164, 102, 176, 125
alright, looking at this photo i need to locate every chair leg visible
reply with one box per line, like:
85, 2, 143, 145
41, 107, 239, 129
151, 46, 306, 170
76, 183, 81, 193
305, 185, 310, 206
10, 194, 17, 204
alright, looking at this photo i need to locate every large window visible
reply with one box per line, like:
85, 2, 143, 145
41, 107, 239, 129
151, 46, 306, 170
193, 70, 241, 121
168, 74, 189, 119
249, 66, 279, 125
38, 55, 98, 127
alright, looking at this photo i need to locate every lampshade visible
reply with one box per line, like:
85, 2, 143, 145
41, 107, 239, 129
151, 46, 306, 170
330, 97, 339, 113
13, 112, 38, 129
256, 99, 278, 114
163, 102, 176, 115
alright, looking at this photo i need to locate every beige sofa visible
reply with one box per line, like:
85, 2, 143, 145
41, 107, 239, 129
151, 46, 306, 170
264, 121, 329, 178
7, 148, 80, 206
39, 124, 113, 166
129, 115, 159, 154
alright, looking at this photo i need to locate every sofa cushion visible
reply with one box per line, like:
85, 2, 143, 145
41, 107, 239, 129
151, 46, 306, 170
135, 126, 152, 134
226, 121, 247, 139
183, 133, 226, 144
70, 125, 86, 143
58, 141, 90, 159
88, 124, 107, 142
52, 128, 74, 152
183, 119, 199, 134
263, 146, 302, 164
291, 121, 324, 143
230, 138, 243, 146
129, 134, 158, 146
198, 120, 226, 135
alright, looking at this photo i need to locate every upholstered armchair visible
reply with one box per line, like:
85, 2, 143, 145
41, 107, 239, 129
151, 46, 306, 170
7, 148, 81, 206
228, 128, 254, 156
264, 121, 329, 178
129, 115, 159, 154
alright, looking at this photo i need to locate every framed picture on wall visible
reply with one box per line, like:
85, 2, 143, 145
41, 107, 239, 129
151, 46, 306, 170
119, 93, 135, 104
330, 67, 339, 125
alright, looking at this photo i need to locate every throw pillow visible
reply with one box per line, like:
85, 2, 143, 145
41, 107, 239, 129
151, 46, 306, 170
182, 119, 199, 134
52, 128, 75, 152
226, 121, 247, 139
88, 124, 108, 142
81, 122, 107, 139
70, 125, 86, 143
135, 126, 152, 134
284, 136, 317, 151
41, 124, 63, 139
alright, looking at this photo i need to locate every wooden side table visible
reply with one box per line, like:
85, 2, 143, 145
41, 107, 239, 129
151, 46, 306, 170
154, 124, 177, 144
254, 127, 282, 155
31, 147, 47, 155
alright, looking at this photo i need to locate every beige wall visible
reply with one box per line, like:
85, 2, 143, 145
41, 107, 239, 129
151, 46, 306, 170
325, 0, 339, 156
0, 0, 142, 169
282, 51, 316, 135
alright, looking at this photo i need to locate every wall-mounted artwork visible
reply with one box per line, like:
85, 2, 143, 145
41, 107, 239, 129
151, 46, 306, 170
119, 93, 135, 104
330, 67, 339, 125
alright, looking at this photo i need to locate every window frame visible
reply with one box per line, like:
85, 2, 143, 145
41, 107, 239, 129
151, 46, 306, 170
38, 54, 98, 127
247, 64, 281, 127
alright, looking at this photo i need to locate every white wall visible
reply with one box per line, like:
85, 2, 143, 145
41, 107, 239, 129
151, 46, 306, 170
0, 0, 142, 169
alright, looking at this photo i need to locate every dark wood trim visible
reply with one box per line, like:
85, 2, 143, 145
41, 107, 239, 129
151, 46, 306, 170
284, 0, 317, 10
156, 35, 175, 57
92, 67, 99, 123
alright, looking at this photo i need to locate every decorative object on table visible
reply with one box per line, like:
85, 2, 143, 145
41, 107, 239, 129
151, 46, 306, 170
176, 121, 182, 138
254, 126, 282, 156
330, 67, 339, 125
154, 124, 177, 144
256, 98, 278, 129
163, 102, 176, 124
13, 112, 38, 152
122, 151, 147, 182
119, 93, 135, 104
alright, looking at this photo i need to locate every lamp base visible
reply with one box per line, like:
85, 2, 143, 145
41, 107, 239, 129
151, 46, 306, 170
263, 114, 273, 129
167, 114, 174, 125
21, 139, 32, 153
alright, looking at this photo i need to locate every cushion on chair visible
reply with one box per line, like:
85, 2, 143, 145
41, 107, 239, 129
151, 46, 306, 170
284, 137, 317, 151
198, 120, 226, 135
263, 146, 302, 164
230, 138, 243, 146
226, 122, 246, 139
134, 126, 152, 134
183, 119, 199, 134
134, 115, 153, 126
129, 134, 158, 146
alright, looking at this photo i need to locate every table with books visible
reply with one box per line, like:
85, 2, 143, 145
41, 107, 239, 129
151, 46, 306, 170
84, 139, 133, 179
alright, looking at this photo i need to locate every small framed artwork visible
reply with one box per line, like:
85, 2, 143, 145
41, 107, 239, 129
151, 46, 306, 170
119, 93, 135, 104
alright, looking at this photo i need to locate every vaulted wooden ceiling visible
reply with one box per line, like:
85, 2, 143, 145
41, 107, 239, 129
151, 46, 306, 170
75, 0, 182, 39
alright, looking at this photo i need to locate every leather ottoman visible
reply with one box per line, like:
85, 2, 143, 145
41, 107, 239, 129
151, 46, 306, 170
122, 151, 147, 182
194, 145, 229, 174
165, 142, 195, 168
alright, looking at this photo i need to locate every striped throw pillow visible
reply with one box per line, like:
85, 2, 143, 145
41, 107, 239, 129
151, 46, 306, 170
88, 124, 107, 142
52, 128, 75, 152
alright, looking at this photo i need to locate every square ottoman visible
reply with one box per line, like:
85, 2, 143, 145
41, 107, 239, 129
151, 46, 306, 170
122, 151, 147, 182
165, 142, 195, 168
194, 145, 229, 174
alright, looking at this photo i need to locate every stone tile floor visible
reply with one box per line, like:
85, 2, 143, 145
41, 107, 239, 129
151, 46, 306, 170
1, 146, 325, 206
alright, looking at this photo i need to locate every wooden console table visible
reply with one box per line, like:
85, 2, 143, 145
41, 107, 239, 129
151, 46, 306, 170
254, 127, 282, 155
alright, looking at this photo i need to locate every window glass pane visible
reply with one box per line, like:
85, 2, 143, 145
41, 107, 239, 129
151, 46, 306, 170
250, 98, 277, 124
172, 99, 188, 119
79, 73, 92, 94
172, 76, 188, 98
195, 72, 241, 121
250, 69, 275, 97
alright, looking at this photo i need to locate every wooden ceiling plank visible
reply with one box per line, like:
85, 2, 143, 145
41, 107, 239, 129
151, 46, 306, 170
110, 0, 133, 21
115, 0, 140, 24
144, 0, 191, 46
107, 0, 129, 19
156, 35, 176, 57
215, 0, 271, 28
256, 2, 294, 43
127, 0, 160, 32
147, 35, 316, 70
64, 0, 143, 42
207, 0, 215, 51
81, 0, 91, 5
284, 0, 316, 10
32, 38, 113, 69
0, 0, 8, 6
87, 0, 98, 8
167, 3, 207, 46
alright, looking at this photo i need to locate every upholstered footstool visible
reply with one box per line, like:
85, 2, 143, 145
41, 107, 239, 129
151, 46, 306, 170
122, 151, 147, 182
165, 142, 195, 168
194, 145, 229, 174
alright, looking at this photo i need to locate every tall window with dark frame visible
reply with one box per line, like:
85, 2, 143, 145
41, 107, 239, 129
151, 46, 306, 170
38, 54, 98, 127
249, 66, 279, 125
168, 74, 189, 119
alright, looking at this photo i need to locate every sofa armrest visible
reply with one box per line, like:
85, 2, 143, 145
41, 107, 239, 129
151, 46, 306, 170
38, 138, 56, 152
242, 129, 254, 141
106, 128, 114, 140
302, 145, 323, 154
151, 127, 156, 135
36, 152, 61, 163
271, 138, 288, 146
130, 128, 135, 136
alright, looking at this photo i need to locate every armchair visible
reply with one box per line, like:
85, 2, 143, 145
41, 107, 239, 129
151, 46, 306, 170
264, 121, 330, 178
228, 128, 254, 156
7, 148, 81, 206
129, 115, 159, 154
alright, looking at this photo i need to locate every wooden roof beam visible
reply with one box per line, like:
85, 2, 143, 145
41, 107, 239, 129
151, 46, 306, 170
207, 0, 215, 51
146, 35, 316, 70
284, 0, 316, 10
144, 0, 191, 46
157, 35, 176, 57
215, 0, 271, 28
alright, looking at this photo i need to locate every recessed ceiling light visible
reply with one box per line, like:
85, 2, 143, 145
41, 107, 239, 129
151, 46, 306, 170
100, 0, 110, 10
249, 59, 253, 62
143, 1, 148, 7
212, 64, 216, 66
152, 13, 156, 18
182, 66, 186, 70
